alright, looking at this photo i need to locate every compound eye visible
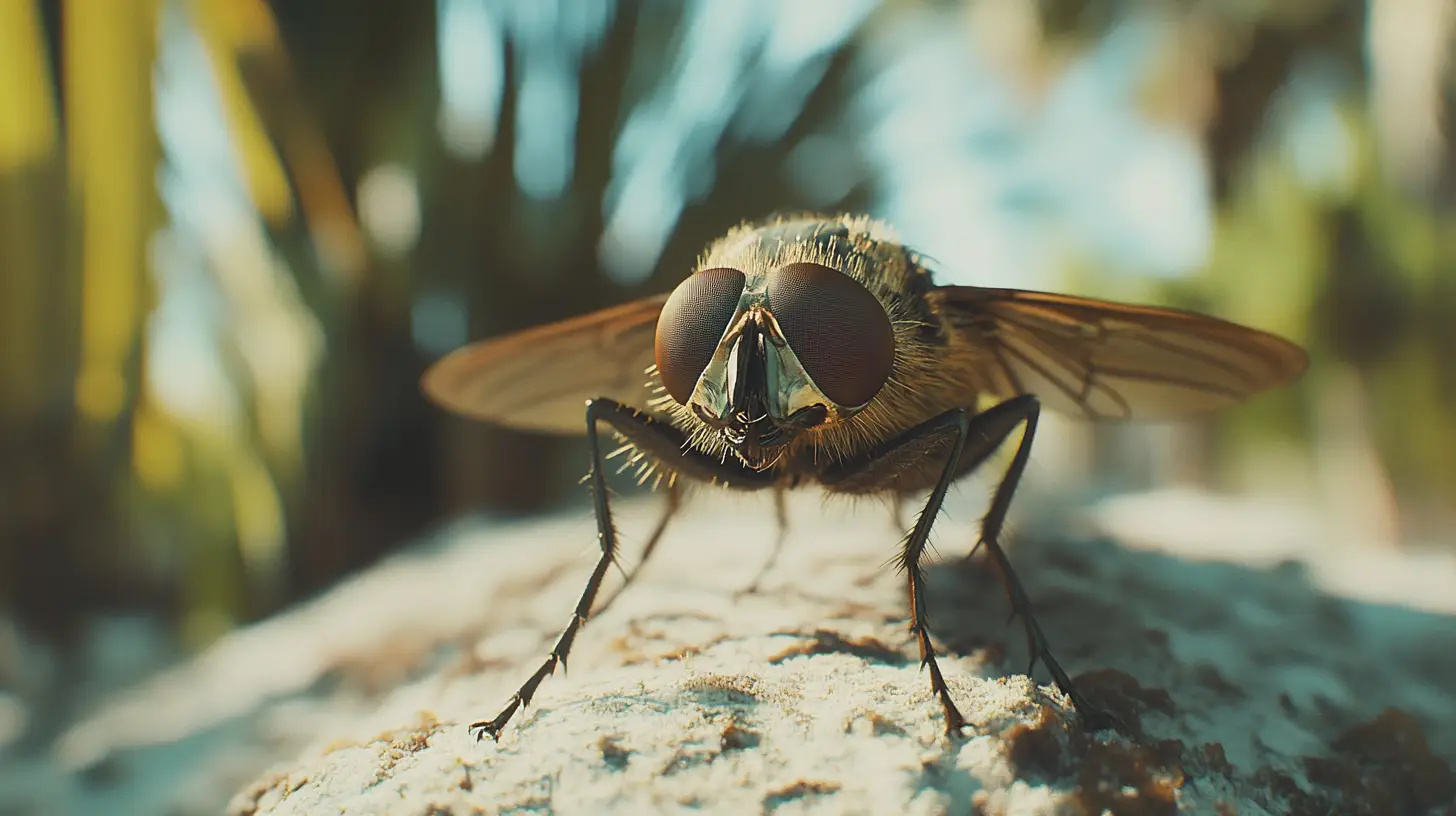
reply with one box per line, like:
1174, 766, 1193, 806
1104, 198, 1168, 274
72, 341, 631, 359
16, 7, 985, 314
767, 262, 894, 407
654, 267, 746, 405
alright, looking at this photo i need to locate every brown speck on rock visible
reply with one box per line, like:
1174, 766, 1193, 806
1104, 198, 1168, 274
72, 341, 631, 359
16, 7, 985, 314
766, 628, 908, 665
1004, 704, 1070, 779
1074, 739, 1185, 816
1005, 722, 1067, 779
599, 735, 632, 771
656, 643, 703, 661
1287, 707, 1456, 816
719, 721, 760, 752
763, 779, 841, 811
845, 710, 907, 737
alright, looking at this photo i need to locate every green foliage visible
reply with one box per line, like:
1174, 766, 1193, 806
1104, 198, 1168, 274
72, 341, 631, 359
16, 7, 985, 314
0, 0, 1450, 648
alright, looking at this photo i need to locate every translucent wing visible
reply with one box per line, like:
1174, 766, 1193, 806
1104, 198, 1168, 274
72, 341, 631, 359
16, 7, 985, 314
930, 287, 1308, 420
421, 294, 669, 434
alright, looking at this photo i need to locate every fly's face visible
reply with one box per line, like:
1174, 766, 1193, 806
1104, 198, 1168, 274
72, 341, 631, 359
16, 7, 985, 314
652, 261, 896, 463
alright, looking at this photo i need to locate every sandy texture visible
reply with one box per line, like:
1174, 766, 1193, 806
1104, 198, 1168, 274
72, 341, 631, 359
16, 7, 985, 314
11, 487, 1456, 815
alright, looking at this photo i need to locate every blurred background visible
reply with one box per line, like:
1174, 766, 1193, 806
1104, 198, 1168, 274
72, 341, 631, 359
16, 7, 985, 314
1, 0, 1453, 785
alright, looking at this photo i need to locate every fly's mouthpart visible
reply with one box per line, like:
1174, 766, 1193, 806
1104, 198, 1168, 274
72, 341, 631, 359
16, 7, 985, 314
692, 310, 848, 444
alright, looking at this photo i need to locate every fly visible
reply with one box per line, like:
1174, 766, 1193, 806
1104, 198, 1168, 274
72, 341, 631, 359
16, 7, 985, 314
421, 214, 1309, 740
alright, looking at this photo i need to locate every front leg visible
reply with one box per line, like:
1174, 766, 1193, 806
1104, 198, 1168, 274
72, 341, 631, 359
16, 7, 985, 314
592, 479, 682, 619
469, 399, 774, 741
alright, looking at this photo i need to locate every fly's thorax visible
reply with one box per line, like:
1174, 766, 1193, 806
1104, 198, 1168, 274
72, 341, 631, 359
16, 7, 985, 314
699, 214, 902, 273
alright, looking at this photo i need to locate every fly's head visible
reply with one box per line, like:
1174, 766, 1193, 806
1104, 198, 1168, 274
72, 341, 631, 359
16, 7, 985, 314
652, 259, 896, 467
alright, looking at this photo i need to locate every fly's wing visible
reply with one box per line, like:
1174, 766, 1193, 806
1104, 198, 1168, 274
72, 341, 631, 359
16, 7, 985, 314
930, 287, 1308, 421
421, 294, 669, 434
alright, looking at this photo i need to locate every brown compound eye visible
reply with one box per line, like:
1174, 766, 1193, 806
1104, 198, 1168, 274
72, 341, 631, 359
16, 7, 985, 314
767, 262, 895, 407
654, 267, 746, 405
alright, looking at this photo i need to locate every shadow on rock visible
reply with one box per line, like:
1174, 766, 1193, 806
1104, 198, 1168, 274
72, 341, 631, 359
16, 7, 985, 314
922, 532, 1456, 814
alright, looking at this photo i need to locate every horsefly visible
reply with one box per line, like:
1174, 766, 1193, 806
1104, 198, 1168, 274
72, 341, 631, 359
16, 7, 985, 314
422, 214, 1308, 740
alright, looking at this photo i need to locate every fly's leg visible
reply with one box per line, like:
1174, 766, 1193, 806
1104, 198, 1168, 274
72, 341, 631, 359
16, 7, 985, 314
897, 410, 974, 733
822, 407, 980, 733
734, 486, 789, 596
466, 401, 623, 740
956, 397, 1120, 731
593, 480, 682, 619
470, 399, 773, 741
820, 395, 1116, 735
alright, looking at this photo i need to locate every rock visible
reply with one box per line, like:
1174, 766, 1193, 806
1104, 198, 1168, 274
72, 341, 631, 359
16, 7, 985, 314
17, 487, 1456, 815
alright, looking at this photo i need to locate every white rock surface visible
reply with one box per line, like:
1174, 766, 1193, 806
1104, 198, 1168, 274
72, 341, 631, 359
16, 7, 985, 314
9, 487, 1456, 815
